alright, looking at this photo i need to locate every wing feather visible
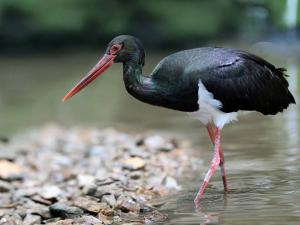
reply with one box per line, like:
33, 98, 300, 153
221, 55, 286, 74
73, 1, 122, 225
199, 50, 295, 114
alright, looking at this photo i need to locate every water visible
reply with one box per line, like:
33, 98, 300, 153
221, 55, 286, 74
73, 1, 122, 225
0, 48, 299, 224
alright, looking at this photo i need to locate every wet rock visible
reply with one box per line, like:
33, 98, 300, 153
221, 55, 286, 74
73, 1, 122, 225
0, 180, 13, 192
49, 203, 84, 218
39, 185, 62, 200
144, 210, 168, 224
101, 194, 116, 207
123, 157, 145, 171
23, 214, 41, 225
73, 197, 105, 214
115, 195, 140, 213
0, 160, 23, 180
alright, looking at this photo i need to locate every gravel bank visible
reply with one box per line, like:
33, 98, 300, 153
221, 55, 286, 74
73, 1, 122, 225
0, 124, 202, 225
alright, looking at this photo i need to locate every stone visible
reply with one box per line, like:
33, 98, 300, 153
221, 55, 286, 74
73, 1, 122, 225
101, 194, 116, 207
30, 194, 52, 205
143, 135, 173, 151
0, 180, 13, 192
49, 203, 84, 218
39, 185, 62, 200
0, 160, 23, 180
97, 213, 113, 225
115, 195, 140, 213
23, 214, 41, 225
82, 184, 98, 196
143, 210, 168, 224
77, 174, 95, 187
75, 215, 103, 225
46, 219, 74, 225
29, 202, 51, 218
87, 185, 116, 199
123, 157, 145, 171
162, 176, 181, 190
73, 197, 105, 214
98, 204, 114, 217
0, 213, 23, 225
0, 125, 194, 224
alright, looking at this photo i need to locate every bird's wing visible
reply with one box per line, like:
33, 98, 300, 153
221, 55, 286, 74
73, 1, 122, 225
187, 49, 295, 114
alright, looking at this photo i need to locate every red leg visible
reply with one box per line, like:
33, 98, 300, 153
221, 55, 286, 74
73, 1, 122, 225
219, 147, 228, 192
194, 127, 221, 203
206, 124, 228, 192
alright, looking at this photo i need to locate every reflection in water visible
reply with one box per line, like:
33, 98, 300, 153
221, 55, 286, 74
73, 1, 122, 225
0, 52, 299, 224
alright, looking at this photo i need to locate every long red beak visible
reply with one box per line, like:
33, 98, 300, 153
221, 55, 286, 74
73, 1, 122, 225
63, 54, 116, 101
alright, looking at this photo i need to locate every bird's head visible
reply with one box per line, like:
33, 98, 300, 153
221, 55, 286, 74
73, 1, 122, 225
62, 35, 144, 101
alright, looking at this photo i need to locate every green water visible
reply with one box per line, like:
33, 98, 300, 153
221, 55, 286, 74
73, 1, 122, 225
0, 49, 299, 225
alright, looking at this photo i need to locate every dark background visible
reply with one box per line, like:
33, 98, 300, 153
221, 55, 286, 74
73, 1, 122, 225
0, 0, 298, 53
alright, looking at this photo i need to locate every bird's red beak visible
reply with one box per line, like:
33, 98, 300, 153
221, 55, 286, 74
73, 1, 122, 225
62, 54, 116, 101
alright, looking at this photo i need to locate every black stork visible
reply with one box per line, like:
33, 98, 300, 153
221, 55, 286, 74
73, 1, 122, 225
63, 35, 295, 203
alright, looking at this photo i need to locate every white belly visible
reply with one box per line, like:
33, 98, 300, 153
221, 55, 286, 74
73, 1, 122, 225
188, 81, 238, 128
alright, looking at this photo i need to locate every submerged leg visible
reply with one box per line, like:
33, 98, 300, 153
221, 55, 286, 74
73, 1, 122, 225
219, 146, 228, 192
194, 127, 222, 203
206, 124, 228, 191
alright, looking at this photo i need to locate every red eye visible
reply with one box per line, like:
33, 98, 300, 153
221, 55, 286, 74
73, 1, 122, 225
110, 44, 122, 54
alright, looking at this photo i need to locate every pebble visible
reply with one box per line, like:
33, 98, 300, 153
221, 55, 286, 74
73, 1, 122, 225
75, 215, 103, 224
73, 197, 106, 214
23, 214, 41, 225
39, 185, 62, 200
0, 125, 197, 224
0, 180, 13, 192
77, 174, 95, 187
163, 176, 181, 190
98, 203, 114, 217
115, 195, 140, 213
123, 157, 145, 171
46, 219, 74, 225
143, 135, 173, 152
101, 194, 116, 207
0, 160, 23, 180
49, 203, 84, 218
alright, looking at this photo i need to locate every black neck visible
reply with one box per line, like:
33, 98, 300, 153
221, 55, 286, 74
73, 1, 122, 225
123, 61, 158, 106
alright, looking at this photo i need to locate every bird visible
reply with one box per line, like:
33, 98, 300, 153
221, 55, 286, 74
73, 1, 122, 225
63, 35, 295, 204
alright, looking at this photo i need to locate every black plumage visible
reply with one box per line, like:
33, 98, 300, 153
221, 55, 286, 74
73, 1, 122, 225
150, 47, 295, 114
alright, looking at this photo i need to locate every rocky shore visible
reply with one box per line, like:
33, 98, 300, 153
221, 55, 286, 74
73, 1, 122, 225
0, 124, 202, 225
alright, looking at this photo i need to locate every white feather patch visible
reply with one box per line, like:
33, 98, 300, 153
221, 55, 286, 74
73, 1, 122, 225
188, 80, 238, 128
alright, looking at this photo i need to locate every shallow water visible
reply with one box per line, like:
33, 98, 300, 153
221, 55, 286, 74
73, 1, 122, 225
0, 49, 299, 224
